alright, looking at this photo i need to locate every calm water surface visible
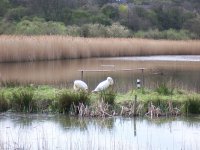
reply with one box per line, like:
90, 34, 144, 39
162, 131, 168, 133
0, 55, 199, 92
0, 114, 200, 150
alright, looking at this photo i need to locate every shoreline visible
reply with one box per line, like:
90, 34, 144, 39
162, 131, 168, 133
0, 85, 199, 117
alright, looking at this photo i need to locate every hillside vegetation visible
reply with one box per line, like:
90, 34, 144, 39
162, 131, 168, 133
0, 0, 200, 39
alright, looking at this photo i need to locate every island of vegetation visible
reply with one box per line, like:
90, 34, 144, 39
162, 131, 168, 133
0, 83, 200, 117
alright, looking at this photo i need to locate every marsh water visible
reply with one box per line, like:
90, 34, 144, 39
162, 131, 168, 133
0, 56, 200, 150
0, 113, 200, 150
0, 55, 200, 92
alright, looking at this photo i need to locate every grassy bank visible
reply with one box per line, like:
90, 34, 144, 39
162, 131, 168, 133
0, 36, 200, 62
0, 85, 199, 116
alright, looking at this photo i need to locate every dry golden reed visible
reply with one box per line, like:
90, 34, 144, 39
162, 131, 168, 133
0, 35, 200, 62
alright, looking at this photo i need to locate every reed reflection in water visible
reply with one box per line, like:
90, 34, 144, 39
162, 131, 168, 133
0, 114, 200, 150
0, 57, 200, 92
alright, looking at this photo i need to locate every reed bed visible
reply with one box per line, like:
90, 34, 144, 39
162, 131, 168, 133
0, 35, 200, 62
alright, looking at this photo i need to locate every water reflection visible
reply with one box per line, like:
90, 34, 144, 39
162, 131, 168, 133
0, 113, 200, 150
0, 56, 200, 92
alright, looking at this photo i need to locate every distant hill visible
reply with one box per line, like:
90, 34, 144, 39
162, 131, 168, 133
0, 0, 200, 39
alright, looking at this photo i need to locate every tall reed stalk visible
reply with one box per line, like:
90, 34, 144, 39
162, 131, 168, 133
0, 35, 200, 62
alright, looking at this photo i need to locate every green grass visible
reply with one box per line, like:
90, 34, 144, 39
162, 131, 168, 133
56, 89, 90, 114
0, 91, 9, 112
116, 88, 200, 115
0, 85, 199, 115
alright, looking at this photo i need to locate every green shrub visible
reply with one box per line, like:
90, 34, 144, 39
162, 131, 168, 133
0, 20, 16, 34
57, 90, 90, 114
66, 25, 81, 36
0, 0, 10, 16
99, 91, 116, 105
106, 22, 131, 37
0, 92, 9, 112
11, 87, 36, 112
185, 98, 200, 114
71, 9, 91, 25
81, 24, 107, 37
5, 6, 28, 21
101, 4, 119, 19
15, 18, 67, 35
134, 29, 196, 40
155, 83, 173, 95
91, 13, 111, 25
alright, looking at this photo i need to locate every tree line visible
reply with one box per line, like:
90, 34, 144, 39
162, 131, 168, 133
0, 0, 200, 39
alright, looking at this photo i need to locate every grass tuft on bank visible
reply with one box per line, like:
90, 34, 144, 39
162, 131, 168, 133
0, 85, 199, 115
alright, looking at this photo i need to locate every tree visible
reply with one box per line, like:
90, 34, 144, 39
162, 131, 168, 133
101, 4, 119, 20
184, 16, 200, 37
0, 0, 10, 17
5, 6, 28, 21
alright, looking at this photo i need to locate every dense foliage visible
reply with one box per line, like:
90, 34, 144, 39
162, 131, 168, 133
0, 0, 200, 39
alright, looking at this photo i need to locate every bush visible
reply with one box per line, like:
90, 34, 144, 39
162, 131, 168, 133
0, 0, 10, 16
99, 91, 116, 105
71, 9, 91, 25
57, 90, 90, 114
0, 20, 16, 34
134, 29, 196, 40
106, 22, 131, 37
185, 98, 200, 114
67, 23, 132, 38
155, 83, 173, 95
101, 4, 119, 19
183, 16, 200, 38
91, 13, 111, 25
5, 6, 28, 21
66, 25, 81, 36
15, 17, 67, 35
81, 24, 107, 37
11, 87, 36, 112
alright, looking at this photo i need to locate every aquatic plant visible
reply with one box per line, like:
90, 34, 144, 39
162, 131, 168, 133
184, 97, 200, 114
0, 36, 200, 62
0, 85, 199, 116
56, 90, 90, 114
99, 90, 116, 105
155, 83, 173, 95
11, 87, 36, 112
0, 92, 9, 112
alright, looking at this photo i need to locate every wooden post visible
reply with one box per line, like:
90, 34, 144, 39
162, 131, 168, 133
81, 71, 83, 80
142, 68, 145, 88
134, 95, 137, 136
134, 117, 137, 136
134, 95, 137, 115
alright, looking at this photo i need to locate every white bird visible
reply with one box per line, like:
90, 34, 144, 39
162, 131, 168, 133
73, 80, 88, 92
92, 77, 114, 93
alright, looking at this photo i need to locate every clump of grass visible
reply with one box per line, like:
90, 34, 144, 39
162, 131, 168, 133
0, 80, 21, 87
99, 90, 116, 105
0, 92, 9, 112
56, 90, 90, 114
184, 97, 200, 114
11, 87, 36, 112
155, 83, 173, 95
0, 36, 200, 62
